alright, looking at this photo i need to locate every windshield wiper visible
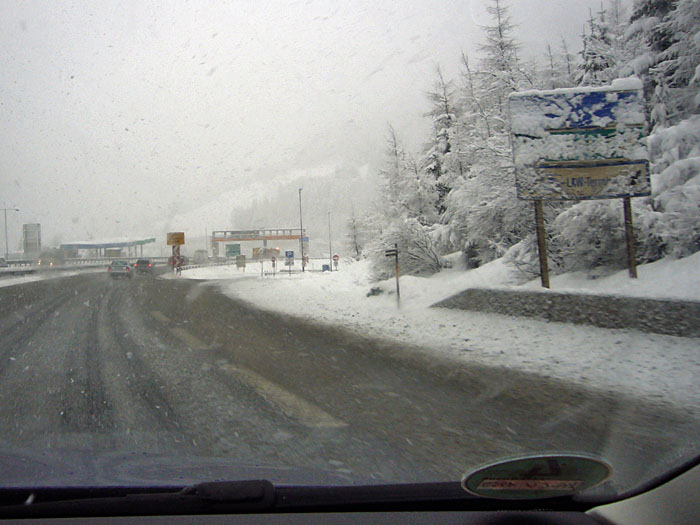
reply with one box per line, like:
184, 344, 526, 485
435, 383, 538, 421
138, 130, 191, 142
0, 479, 595, 519
180, 479, 275, 505
0, 480, 275, 519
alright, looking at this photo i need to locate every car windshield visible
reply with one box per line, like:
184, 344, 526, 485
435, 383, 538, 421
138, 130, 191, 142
0, 0, 698, 500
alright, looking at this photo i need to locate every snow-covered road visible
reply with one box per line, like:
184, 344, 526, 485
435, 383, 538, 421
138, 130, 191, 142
182, 254, 700, 412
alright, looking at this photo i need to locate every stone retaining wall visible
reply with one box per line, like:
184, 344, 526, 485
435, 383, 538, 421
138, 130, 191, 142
433, 288, 700, 337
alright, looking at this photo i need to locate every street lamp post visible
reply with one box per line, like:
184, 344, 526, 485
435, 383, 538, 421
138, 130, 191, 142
298, 188, 305, 272
327, 211, 332, 271
2, 207, 19, 259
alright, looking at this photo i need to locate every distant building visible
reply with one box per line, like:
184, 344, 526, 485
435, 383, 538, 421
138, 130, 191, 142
22, 223, 41, 256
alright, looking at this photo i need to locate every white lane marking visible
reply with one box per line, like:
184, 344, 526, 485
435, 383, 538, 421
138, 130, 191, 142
220, 364, 347, 429
170, 327, 208, 350
150, 311, 171, 323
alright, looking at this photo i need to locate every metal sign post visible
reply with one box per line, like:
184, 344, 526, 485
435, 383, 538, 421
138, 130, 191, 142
167, 232, 185, 275
385, 244, 400, 306
298, 189, 305, 272
534, 200, 550, 288
623, 196, 638, 278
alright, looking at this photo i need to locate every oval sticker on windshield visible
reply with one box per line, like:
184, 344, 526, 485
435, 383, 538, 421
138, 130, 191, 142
462, 454, 611, 499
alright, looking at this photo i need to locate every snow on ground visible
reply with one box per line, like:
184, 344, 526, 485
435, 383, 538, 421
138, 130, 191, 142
181, 254, 700, 410
0, 270, 85, 288
520, 251, 700, 302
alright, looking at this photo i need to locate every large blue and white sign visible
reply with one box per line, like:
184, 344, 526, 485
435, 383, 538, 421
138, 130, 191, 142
509, 78, 650, 201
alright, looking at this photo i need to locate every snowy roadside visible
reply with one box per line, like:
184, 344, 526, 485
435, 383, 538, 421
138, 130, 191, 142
181, 254, 700, 411
0, 269, 98, 288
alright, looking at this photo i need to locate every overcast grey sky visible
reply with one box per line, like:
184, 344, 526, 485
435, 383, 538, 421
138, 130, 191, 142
1, 0, 606, 248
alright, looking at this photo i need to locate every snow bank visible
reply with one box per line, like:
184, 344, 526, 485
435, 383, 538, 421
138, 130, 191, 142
0, 270, 83, 288
181, 254, 700, 411
521, 251, 700, 301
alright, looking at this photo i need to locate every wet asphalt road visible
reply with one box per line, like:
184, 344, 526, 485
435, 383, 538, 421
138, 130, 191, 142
0, 270, 696, 487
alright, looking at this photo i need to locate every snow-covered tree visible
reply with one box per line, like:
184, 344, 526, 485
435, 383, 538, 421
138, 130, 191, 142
559, 38, 578, 87
478, 0, 527, 113
539, 0, 700, 274
420, 67, 463, 216
654, 0, 700, 120
363, 0, 700, 280
363, 126, 443, 279
626, 0, 700, 259
377, 125, 438, 226
345, 206, 378, 260
540, 41, 578, 90
364, 218, 443, 280
437, 0, 533, 266
578, 3, 632, 86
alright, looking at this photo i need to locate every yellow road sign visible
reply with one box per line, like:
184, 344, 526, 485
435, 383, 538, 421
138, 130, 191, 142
167, 232, 185, 245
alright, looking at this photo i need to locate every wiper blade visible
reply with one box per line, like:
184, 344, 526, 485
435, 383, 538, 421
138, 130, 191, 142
0, 480, 595, 519
0, 479, 275, 519
180, 479, 275, 504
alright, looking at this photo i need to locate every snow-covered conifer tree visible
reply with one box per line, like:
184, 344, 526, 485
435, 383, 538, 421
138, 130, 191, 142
438, 0, 532, 266
420, 67, 463, 217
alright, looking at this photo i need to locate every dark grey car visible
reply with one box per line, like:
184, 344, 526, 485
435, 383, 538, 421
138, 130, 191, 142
134, 259, 154, 274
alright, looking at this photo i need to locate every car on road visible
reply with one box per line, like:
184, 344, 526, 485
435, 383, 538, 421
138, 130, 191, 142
133, 258, 154, 274
36, 249, 65, 269
107, 260, 133, 279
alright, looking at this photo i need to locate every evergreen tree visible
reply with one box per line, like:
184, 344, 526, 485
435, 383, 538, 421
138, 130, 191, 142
421, 67, 462, 217
378, 125, 438, 226
654, 0, 700, 120
577, 4, 631, 86
478, 0, 523, 114
560, 38, 578, 87
546, 0, 700, 273
438, 0, 532, 266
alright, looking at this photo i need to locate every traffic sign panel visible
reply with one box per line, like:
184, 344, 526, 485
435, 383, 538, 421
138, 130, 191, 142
167, 232, 185, 245
509, 79, 649, 201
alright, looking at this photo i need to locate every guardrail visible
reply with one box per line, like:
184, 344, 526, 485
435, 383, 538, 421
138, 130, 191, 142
3, 260, 34, 267
0, 257, 174, 277
2, 256, 340, 278
63, 257, 171, 265
177, 257, 339, 275
176, 261, 237, 272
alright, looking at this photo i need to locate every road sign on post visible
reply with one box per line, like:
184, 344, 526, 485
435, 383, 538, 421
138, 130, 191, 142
509, 78, 649, 285
285, 250, 294, 274
167, 232, 185, 246
384, 244, 400, 306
